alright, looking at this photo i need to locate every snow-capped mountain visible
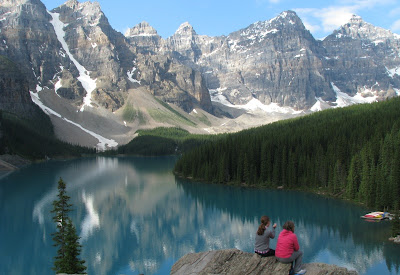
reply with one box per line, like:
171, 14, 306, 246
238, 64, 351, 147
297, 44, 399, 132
322, 14, 400, 102
1, 0, 400, 149
128, 11, 400, 111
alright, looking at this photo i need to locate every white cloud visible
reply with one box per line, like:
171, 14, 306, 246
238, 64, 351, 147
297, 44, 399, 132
392, 19, 400, 32
296, 0, 396, 36
338, 0, 396, 7
302, 19, 321, 33
255, 0, 280, 4
315, 7, 354, 32
296, 6, 354, 33
389, 7, 400, 17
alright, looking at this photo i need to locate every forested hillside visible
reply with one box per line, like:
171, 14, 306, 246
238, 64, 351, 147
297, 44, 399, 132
0, 110, 95, 159
114, 127, 223, 156
174, 98, 400, 210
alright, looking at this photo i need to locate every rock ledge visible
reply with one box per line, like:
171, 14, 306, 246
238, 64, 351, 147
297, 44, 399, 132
171, 249, 358, 275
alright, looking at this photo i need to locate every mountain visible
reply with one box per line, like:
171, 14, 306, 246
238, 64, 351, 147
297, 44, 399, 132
128, 11, 400, 112
322, 15, 400, 101
0, 0, 214, 150
1, 0, 400, 150
167, 11, 333, 110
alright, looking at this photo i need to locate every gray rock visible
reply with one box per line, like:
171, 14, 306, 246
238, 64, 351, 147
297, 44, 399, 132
171, 249, 358, 275
129, 11, 400, 111
0, 55, 43, 119
322, 15, 400, 100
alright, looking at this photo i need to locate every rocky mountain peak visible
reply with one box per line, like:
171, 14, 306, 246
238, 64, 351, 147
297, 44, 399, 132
335, 14, 396, 41
175, 22, 197, 37
125, 21, 159, 38
0, 0, 24, 6
0, 0, 45, 8
61, 0, 101, 14
64, 0, 79, 9
348, 14, 363, 24
235, 10, 308, 44
268, 10, 304, 28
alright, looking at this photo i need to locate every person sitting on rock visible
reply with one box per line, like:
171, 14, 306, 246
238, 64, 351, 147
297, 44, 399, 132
275, 220, 306, 275
254, 215, 277, 257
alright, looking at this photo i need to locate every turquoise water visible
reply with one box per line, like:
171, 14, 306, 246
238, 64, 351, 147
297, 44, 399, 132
0, 156, 399, 275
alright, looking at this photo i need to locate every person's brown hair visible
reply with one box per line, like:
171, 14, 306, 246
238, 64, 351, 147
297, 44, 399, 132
283, 220, 295, 232
257, 216, 270, 235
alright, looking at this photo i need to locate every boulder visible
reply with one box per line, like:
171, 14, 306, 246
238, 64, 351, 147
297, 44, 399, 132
171, 249, 358, 275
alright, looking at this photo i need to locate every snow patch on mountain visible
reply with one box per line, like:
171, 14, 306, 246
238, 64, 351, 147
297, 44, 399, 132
30, 91, 117, 151
127, 67, 140, 84
311, 98, 331, 112
387, 66, 400, 78
210, 88, 301, 115
311, 83, 378, 112
48, 11, 97, 112
54, 78, 62, 97
332, 82, 377, 107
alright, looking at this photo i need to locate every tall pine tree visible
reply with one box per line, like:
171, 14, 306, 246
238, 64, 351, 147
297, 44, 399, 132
51, 178, 86, 274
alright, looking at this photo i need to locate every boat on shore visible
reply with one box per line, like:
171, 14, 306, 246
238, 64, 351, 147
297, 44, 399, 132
361, 211, 391, 221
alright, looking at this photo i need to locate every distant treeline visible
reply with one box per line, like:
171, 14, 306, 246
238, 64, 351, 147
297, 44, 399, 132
174, 98, 400, 210
109, 127, 223, 156
0, 110, 95, 159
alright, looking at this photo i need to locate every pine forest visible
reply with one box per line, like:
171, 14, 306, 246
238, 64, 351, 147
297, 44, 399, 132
174, 97, 400, 210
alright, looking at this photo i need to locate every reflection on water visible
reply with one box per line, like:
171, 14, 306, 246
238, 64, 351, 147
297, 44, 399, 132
0, 157, 399, 275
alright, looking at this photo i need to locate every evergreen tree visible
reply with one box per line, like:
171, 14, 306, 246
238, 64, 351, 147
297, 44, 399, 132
64, 220, 87, 274
174, 97, 400, 207
51, 178, 86, 274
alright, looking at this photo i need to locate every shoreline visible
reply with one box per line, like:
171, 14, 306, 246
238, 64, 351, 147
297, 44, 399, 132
173, 171, 370, 209
0, 154, 31, 171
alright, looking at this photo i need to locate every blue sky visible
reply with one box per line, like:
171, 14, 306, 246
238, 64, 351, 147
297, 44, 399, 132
41, 0, 400, 39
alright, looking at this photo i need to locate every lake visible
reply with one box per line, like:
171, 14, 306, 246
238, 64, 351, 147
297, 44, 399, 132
0, 156, 399, 275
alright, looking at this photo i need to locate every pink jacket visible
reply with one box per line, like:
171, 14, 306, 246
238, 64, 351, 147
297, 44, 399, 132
275, 229, 300, 258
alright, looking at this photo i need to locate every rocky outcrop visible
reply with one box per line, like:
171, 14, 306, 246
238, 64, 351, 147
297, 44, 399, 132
136, 53, 213, 113
125, 21, 162, 54
51, 0, 136, 110
171, 249, 358, 275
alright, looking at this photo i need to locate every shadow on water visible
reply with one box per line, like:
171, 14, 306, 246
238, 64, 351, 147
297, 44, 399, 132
0, 157, 399, 275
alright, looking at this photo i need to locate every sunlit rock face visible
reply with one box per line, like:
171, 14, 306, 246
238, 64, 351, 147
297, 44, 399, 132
0, 0, 213, 114
129, 11, 400, 112
2, 1, 400, 119
0, 0, 81, 94
322, 15, 400, 100
162, 11, 333, 110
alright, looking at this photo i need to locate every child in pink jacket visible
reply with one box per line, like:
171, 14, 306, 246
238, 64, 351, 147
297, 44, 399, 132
275, 221, 306, 275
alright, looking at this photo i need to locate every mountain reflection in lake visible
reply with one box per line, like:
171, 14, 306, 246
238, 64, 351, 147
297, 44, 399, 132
0, 157, 399, 275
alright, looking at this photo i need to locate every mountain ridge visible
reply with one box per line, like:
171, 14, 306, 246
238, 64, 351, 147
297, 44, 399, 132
1, 0, 400, 150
